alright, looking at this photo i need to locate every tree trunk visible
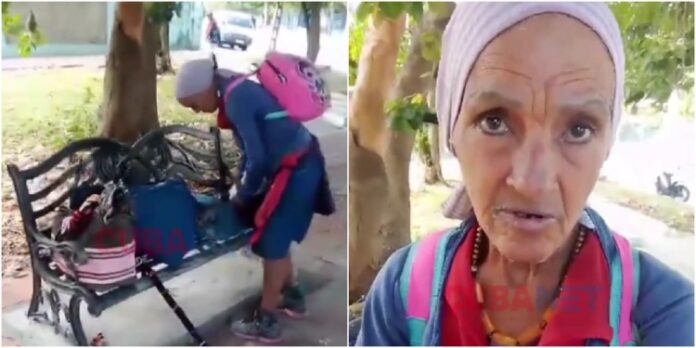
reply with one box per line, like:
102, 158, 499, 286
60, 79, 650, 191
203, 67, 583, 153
349, 5, 455, 301
304, 2, 321, 63
263, 2, 269, 26
424, 81, 446, 184
269, 3, 283, 51
101, 2, 159, 143
156, 23, 173, 74
424, 123, 445, 184
349, 14, 406, 301
326, 3, 334, 33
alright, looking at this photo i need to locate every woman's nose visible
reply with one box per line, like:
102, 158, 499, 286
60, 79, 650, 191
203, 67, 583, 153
507, 138, 557, 197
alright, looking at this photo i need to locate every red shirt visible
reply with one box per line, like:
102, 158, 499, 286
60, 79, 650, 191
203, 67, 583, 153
441, 227, 615, 346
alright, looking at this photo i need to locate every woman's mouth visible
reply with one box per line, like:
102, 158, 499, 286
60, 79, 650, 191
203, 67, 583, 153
496, 208, 555, 233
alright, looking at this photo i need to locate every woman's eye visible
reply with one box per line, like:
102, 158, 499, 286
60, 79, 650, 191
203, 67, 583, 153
563, 123, 594, 143
478, 115, 509, 135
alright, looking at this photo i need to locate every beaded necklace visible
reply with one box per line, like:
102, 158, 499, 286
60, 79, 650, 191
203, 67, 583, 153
471, 226, 587, 346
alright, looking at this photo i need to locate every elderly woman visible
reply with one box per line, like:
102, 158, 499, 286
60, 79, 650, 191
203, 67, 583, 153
356, 3, 693, 346
175, 58, 331, 343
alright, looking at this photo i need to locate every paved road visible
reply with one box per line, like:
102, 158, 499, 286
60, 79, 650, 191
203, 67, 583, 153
3, 25, 347, 74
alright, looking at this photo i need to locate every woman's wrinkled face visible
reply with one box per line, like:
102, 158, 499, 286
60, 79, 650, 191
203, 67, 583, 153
178, 85, 218, 113
452, 14, 616, 264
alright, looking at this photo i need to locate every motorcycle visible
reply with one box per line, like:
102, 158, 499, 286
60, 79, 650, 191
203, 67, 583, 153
655, 172, 690, 202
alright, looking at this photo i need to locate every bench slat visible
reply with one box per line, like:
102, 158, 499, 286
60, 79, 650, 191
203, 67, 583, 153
28, 164, 79, 201
176, 142, 217, 164
20, 139, 128, 180
33, 189, 72, 219
97, 231, 251, 311
131, 125, 216, 154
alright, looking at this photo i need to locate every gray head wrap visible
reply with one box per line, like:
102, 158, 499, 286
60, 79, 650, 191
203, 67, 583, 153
176, 58, 216, 99
435, 2, 626, 219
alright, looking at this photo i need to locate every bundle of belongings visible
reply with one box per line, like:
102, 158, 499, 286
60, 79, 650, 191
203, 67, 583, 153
51, 183, 137, 291
50, 179, 249, 291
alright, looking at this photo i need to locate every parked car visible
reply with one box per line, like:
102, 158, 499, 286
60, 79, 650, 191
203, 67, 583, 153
214, 10, 256, 51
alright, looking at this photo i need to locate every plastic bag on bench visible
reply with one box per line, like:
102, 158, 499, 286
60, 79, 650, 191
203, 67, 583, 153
129, 179, 199, 268
195, 193, 250, 244
51, 183, 137, 291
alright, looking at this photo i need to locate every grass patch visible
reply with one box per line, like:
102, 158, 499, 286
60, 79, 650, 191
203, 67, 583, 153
410, 183, 460, 241
594, 179, 694, 232
2, 69, 103, 151
2, 67, 346, 154
2, 68, 212, 154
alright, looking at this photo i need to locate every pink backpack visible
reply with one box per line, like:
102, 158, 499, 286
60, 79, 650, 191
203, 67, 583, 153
224, 52, 331, 122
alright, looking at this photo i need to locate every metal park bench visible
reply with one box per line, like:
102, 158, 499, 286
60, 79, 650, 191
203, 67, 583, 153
6, 125, 250, 346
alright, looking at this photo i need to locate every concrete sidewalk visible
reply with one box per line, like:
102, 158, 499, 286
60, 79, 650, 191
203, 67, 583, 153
1, 51, 204, 71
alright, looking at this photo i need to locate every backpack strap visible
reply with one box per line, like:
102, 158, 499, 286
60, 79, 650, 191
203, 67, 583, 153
223, 75, 251, 99
399, 229, 454, 346
222, 75, 289, 121
609, 232, 641, 345
265, 110, 288, 120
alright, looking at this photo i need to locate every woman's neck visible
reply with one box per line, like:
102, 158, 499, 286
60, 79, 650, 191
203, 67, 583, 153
478, 227, 578, 290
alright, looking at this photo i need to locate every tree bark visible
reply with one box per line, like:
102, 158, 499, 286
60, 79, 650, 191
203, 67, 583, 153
326, 3, 333, 33
424, 123, 445, 184
101, 2, 159, 144
349, 14, 406, 301
263, 2, 269, 26
304, 2, 321, 63
349, 5, 455, 301
424, 81, 446, 184
156, 23, 173, 74
269, 3, 283, 51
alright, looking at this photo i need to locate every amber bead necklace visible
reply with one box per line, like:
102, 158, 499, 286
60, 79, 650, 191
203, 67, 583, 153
470, 226, 587, 346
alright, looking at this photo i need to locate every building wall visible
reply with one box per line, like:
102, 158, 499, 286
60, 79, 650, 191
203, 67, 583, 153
168, 2, 206, 51
5, 2, 108, 44
2, 2, 205, 58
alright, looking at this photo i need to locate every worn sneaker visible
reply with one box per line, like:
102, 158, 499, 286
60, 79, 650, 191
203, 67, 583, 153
230, 308, 282, 344
278, 284, 308, 319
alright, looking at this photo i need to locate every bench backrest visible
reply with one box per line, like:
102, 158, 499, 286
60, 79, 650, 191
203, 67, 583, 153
6, 126, 236, 261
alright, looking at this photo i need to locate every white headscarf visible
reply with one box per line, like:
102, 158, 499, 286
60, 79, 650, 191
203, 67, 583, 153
435, 2, 626, 219
176, 58, 216, 99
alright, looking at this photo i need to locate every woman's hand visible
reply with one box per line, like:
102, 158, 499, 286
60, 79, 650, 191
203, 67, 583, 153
231, 195, 254, 228
231, 193, 266, 228
79, 194, 101, 212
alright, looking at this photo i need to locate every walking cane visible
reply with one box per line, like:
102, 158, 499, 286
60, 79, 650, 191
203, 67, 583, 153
140, 263, 208, 346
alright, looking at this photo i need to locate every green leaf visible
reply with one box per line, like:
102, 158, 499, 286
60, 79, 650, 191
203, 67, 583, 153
411, 94, 425, 104
390, 113, 410, 131
3, 13, 23, 36
427, 2, 453, 17
148, 2, 181, 24
407, 2, 424, 22
385, 100, 401, 114
609, 2, 694, 111
378, 2, 405, 19
421, 30, 442, 62
356, 3, 374, 22
18, 32, 33, 57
